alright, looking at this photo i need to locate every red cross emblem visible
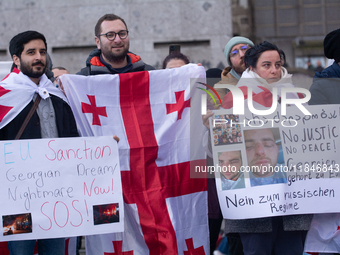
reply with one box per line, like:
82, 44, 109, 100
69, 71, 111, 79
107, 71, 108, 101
117, 72, 206, 255
184, 238, 205, 255
0, 86, 13, 122
81, 95, 107, 126
166, 90, 190, 120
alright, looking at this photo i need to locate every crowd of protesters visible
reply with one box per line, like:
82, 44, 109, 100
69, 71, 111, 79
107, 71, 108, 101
0, 12, 340, 255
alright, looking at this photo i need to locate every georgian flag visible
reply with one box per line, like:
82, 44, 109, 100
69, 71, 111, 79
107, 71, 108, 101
0, 69, 67, 129
61, 64, 208, 255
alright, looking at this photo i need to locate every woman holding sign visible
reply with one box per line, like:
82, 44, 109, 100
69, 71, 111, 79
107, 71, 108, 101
223, 41, 312, 255
222, 41, 300, 109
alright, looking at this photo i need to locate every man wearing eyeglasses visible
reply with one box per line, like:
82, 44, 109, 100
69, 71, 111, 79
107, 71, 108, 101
208, 36, 254, 109
78, 14, 154, 75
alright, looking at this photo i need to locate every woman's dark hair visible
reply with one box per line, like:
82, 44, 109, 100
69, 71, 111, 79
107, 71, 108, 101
162, 52, 190, 69
278, 49, 287, 67
244, 41, 283, 69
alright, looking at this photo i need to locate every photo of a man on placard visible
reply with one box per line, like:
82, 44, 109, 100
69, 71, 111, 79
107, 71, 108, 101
244, 128, 287, 187
212, 114, 242, 146
218, 150, 245, 190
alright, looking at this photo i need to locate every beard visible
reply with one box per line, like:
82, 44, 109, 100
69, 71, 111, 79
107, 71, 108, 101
20, 60, 46, 79
101, 42, 129, 64
232, 61, 246, 76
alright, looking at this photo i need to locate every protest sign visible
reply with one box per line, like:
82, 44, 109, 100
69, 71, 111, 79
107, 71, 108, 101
0, 136, 123, 241
205, 104, 340, 219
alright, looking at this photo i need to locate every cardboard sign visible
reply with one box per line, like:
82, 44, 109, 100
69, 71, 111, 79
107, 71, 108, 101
207, 105, 340, 219
0, 136, 123, 240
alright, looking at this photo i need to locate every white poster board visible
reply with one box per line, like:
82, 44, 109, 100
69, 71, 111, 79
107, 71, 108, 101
208, 105, 340, 219
0, 136, 123, 241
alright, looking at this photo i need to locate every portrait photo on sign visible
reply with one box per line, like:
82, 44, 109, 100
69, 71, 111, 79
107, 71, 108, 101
93, 203, 120, 225
243, 127, 287, 187
212, 114, 242, 146
217, 150, 246, 190
3, 213, 32, 236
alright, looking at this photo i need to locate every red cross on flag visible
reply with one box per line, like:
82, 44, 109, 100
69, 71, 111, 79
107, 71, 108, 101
61, 64, 208, 255
81, 95, 108, 125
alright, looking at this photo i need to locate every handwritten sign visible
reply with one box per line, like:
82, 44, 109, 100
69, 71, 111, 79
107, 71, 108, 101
207, 105, 340, 219
0, 136, 123, 241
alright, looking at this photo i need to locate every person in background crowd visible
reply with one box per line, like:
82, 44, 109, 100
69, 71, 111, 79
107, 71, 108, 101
0, 30, 79, 255
52, 66, 69, 79
162, 52, 190, 69
77, 13, 154, 75
52, 66, 69, 88
307, 59, 315, 71
306, 27, 340, 255
208, 36, 254, 109
309, 28, 340, 104
222, 41, 312, 255
314, 60, 324, 73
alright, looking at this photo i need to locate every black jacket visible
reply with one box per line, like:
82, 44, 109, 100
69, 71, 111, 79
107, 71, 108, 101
0, 95, 78, 140
77, 49, 154, 76
309, 62, 340, 105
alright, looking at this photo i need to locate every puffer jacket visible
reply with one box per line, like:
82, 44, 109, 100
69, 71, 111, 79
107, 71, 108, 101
77, 49, 154, 75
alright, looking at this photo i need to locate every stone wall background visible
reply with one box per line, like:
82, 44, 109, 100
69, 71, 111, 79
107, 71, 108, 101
0, 0, 232, 74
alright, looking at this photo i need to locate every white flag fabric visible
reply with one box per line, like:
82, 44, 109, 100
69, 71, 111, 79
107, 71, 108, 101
304, 213, 340, 253
61, 64, 208, 255
0, 70, 67, 129
65, 237, 77, 255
